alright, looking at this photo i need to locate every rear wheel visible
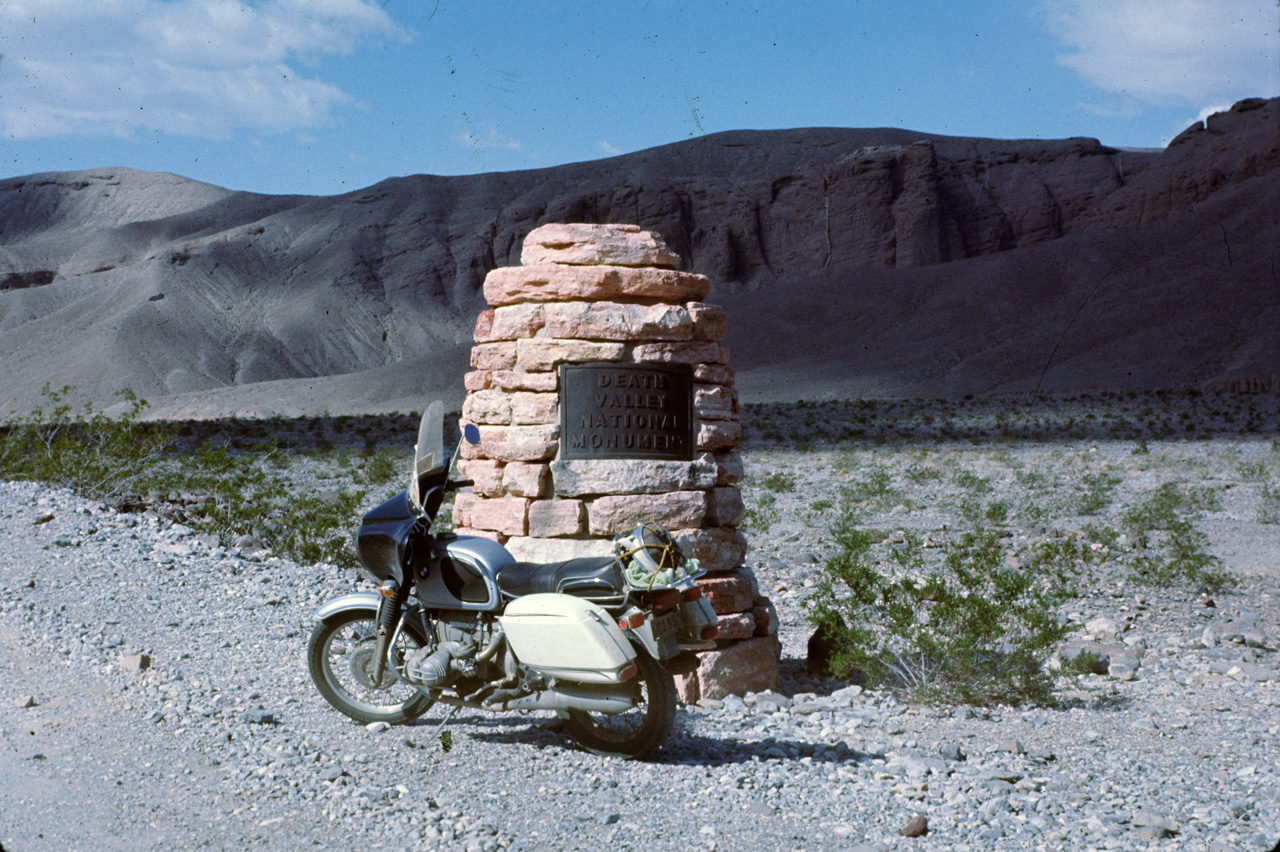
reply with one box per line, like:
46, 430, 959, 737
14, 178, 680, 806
307, 609, 436, 725
563, 653, 676, 759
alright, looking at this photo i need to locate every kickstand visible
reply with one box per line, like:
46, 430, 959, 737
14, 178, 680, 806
430, 704, 461, 751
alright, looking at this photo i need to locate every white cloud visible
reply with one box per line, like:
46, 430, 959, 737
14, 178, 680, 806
456, 127, 521, 151
1074, 101, 1144, 119
599, 141, 625, 156
0, 0, 404, 140
1043, 0, 1279, 105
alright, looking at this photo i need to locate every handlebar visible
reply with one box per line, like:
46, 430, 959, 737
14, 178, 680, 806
445, 479, 474, 492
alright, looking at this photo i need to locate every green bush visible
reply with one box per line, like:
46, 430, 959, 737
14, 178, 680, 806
1062, 649, 1109, 676
760, 471, 796, 492
904, 464, 943, 484
741, 492, 780, 535
952, 470, 992, 494
1121, 482, 1233, 592
1, 385, 374, 569
1072, 471, 1120, 515
841, 467, 899, 510
0, 385, 174, 502
1258, 483, 1280, 525
807, 509, 1073, 706
1236, 460, 1267, 481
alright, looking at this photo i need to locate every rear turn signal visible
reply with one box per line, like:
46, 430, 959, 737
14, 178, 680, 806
618, 612, 645, 630
619, 663, 639, 682
699, 625, 719, 641
680, 587, 703, 602
652, 589, 680, 612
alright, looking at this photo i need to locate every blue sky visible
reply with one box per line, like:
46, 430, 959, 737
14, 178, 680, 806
1, 0, 1276, 197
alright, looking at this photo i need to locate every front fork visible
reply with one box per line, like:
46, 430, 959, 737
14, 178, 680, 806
371, 581, 411, 687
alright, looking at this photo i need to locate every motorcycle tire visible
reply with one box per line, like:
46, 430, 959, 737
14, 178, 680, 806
563, 651, 677, 760
307, 609, 436, 725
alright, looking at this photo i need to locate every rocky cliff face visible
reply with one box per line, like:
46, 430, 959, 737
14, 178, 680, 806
0, 97, 1276, 417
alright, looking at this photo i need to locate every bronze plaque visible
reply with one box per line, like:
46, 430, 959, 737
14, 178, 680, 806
559, 363, 694, 460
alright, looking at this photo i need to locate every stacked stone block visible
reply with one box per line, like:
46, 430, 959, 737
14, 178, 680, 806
453, 223, 778, 702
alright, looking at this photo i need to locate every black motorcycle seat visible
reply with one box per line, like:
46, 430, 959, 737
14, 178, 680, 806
497, 556, 625, 600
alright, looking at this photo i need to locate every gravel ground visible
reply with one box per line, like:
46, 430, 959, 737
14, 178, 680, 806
3, 411, 1280, 851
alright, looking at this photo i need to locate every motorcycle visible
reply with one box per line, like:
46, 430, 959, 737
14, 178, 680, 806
307, 400, 720, 758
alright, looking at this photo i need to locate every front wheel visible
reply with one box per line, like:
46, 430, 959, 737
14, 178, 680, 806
563, 652, 677, 759
307, 609, 436, 725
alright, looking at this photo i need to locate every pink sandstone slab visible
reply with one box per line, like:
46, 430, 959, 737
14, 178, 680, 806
484, 265, 709, 307
520, 223, 681, 269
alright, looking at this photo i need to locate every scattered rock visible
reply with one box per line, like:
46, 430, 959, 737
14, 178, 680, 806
118, 653, 151, 673
1085, 615, 1122, 641
900, 815, 928, 837
233, 534, 267, 552
806, 616, 845, 677
1132, 811, 1179, 839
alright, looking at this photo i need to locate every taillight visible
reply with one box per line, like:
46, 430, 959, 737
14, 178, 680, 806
619, 663, 639, 682
680, 587, 703, 602
652, 589, 680, 613
699, 625, 719, 641
618, 612, 645, 630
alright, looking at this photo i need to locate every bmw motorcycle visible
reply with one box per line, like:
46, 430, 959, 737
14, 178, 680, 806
307, 401, 719, 758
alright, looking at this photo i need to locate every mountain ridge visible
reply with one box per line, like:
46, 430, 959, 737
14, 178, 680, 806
0, 97, 1276, 418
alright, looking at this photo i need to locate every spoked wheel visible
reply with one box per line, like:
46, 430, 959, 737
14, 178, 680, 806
563, 652, 676, 759
307, 610, 436, 725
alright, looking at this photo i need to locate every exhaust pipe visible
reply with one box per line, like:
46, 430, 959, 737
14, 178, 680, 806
492, 683, 637, 714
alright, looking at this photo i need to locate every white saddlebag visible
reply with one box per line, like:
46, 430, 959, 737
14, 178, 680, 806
499, 594, 636, 684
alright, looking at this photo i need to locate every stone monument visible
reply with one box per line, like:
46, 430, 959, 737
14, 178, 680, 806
453, 222, 778, 702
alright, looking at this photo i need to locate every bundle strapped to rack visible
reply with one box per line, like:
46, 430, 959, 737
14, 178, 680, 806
612, 521, 702, 590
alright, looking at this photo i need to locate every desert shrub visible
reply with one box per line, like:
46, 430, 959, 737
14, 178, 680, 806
1024, 536, 1105, 587
1258, 483, 1280, 525
741, 492, 780, 535
904, 464, 943, 484
1014, 469, 1048, 488
1072, 471, 1120, 515
0, 386, 376, 569
1017, 501, 1052, 524
841, 467, 899, 509
1082, 523, 1120, 547
274, 487, 370, 566
1121, 482, 1233, 592
807, 510, 1073, 706
356, 447, 403, 486
1062, 649, 1109, 676
173, 442, 377, 569
0, 385, 175, 502
761, 471, 796, 492
1236, 460, 1266, 481
952, 470, 992, 494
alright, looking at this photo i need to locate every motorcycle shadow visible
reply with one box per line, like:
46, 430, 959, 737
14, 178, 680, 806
467, 715, 873, 767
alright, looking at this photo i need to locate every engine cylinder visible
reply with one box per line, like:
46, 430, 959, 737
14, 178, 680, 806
406, 641, 470, 688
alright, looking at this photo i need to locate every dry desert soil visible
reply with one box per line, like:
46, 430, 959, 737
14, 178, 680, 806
2, 391, 1279, 852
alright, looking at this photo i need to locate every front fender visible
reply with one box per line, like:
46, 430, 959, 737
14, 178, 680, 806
313, 593, 431, 640
314, 592, 382, 621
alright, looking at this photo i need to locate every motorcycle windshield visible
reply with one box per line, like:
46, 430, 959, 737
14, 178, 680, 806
409, 400, 445, 512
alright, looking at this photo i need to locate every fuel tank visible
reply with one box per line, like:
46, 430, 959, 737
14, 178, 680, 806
413, 534, 512, 611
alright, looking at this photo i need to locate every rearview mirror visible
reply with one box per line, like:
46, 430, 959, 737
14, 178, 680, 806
463, 423, 481, 445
